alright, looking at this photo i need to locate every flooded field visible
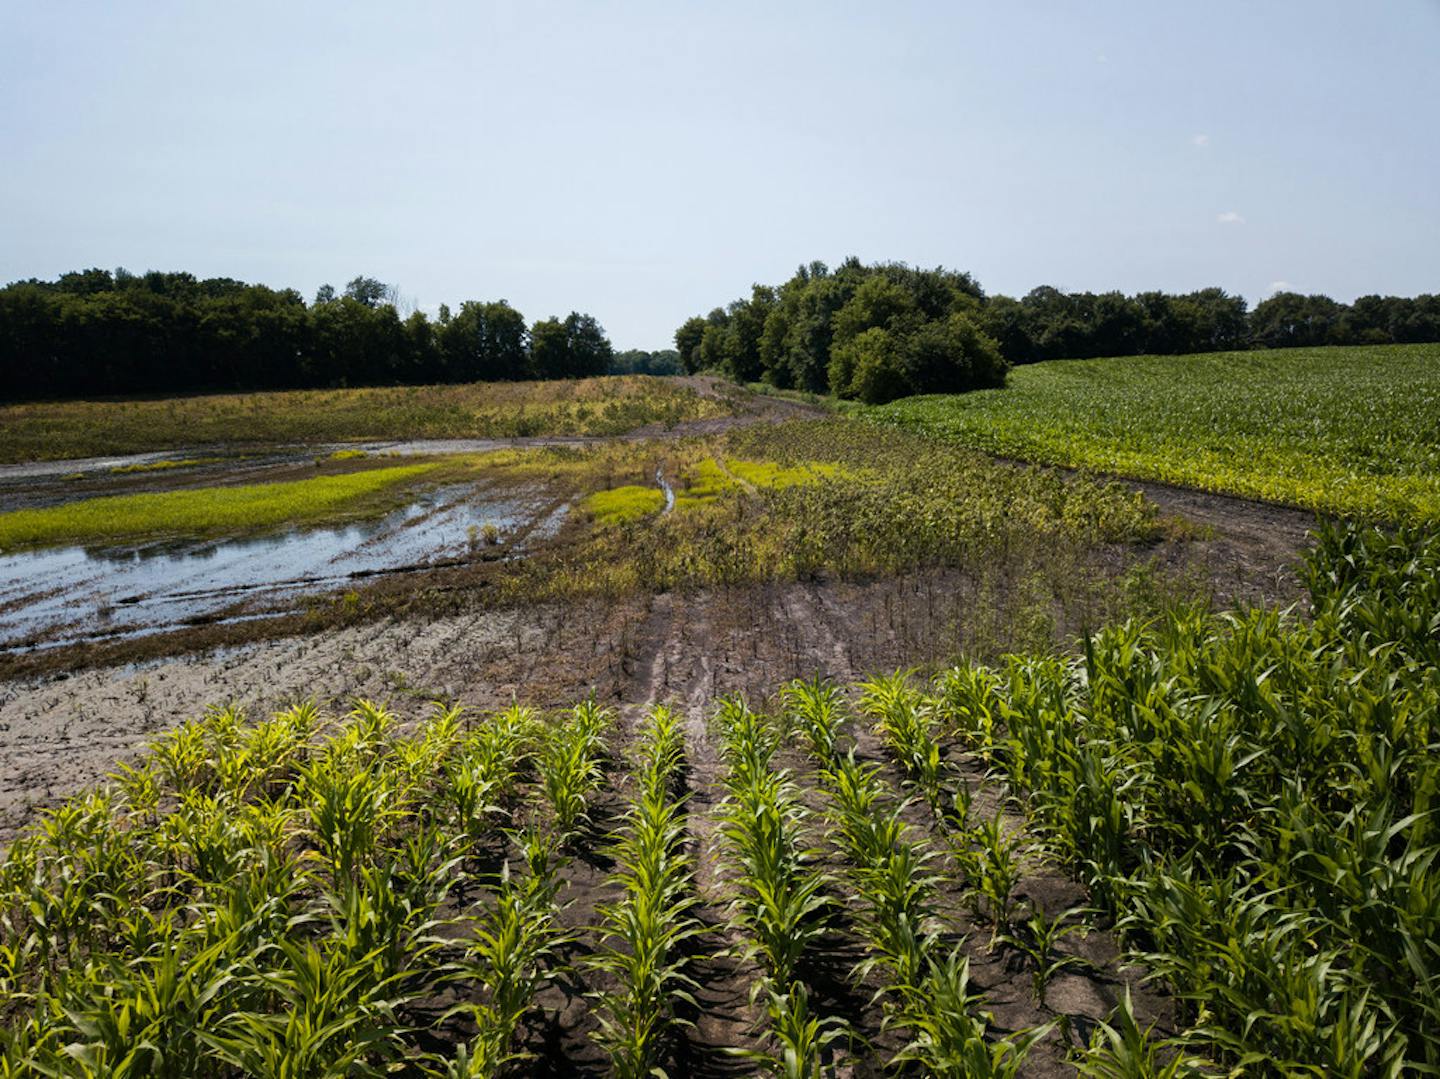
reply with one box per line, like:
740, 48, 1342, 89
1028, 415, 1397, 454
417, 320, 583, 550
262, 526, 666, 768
0, 457, 572, 652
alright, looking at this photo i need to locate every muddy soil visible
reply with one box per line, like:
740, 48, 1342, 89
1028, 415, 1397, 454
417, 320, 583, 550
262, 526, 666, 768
0, 470, 1309, 840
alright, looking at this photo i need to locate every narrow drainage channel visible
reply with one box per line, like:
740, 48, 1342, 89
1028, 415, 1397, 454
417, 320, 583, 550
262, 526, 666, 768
656, 466, 676, 514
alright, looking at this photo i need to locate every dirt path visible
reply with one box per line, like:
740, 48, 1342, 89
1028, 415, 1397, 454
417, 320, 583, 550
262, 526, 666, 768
1130, 477, 1321, 602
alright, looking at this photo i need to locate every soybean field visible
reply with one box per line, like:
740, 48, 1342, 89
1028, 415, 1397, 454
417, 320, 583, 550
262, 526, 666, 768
863, 343, 1440, 522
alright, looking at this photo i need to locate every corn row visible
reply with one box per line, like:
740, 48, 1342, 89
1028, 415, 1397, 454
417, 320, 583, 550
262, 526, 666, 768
444, 826, 571, 1077
587, 706, 702, 1077
712, 698, 843, 1075
782, 680, 1045, 1076
537, 699, 612, 845
857, 671, 1025, 932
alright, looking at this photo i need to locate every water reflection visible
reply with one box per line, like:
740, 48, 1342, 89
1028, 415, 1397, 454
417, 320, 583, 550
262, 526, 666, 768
0, 486, 566, 650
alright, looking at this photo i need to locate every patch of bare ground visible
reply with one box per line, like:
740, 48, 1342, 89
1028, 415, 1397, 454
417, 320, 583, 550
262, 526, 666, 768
1127, 477, 1320, 609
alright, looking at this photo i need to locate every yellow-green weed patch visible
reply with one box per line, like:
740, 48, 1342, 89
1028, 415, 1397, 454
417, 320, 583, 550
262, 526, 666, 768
673, 458, 735, 509
583, 485, 666, 525
724, 458, 850, 489
673, 456, 852, 509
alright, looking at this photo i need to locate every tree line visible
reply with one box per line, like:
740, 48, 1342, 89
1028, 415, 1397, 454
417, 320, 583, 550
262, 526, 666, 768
0, 269, 614, 401
609, 348, 682, 376
676, 258, 1440, 402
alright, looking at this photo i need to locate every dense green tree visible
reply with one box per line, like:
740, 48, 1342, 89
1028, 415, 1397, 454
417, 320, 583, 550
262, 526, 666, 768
1394, 294, 1440, 342
696, 308, 730, 373
611, 348, 682, 375
831, 275, 918, 349
711, 286, 774, 382
529, 312, 613, 380
1250, 292, 1343, 349
56, 268, 115, 295
560, 312, 614, 378
402, 309, 440, 381
900, 313, 1007, 395
830, 313, 1007, 403
829, 326, 898, 402
674, 316, 707, 373
439, 300, 529, 381
528, 318, 567, 380
683, 258, 1012, 400
0, 269, 623, 400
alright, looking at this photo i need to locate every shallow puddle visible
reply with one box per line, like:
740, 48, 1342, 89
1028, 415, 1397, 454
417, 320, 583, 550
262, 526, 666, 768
0, 485, 566, 651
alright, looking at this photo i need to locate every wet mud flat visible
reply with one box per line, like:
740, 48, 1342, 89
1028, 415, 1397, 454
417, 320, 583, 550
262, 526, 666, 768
0, 482, 568, 653
0, 505, 1311, 844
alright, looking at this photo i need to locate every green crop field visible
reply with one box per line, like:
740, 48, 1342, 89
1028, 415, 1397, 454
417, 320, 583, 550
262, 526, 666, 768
861, 343, 1440, 521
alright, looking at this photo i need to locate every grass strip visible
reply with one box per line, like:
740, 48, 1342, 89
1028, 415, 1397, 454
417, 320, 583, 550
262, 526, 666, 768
582, 484, 666, 524
0, 461, 441, 551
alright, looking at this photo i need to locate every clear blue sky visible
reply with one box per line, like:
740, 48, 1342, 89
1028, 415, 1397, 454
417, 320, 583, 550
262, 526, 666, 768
3, 1, 1437, 350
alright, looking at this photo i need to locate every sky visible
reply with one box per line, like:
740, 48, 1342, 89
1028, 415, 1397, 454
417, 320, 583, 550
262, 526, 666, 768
2, 1, 1438, 350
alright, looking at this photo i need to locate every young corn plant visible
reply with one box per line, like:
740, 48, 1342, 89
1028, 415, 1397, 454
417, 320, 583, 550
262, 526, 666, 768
997, 904, 1092, 1004
892, 949, 1048, 1078
442, 706, 537, 860
867, 684, 951, 825
321, 832, 456, 989
781, 678, 851, 764
588, 706, 703, 1078
538, 702, 612, 844
973, 809, 1026, 939
740, 981, 847, 1079
445, 826, 570, 1076
1071, 989, 1211, 1079
300, 754, 400, 884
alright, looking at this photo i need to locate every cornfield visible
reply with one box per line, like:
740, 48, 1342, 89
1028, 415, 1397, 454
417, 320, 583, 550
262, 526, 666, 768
1, 519, 1436, 1075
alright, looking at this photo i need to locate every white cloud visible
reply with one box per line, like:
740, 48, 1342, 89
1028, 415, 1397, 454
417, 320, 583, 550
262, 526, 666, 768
1192, 133, 1210, 148
1216, 210, 1245, 224
1268, 280, 1292, 294
1096, 52, 1109, 64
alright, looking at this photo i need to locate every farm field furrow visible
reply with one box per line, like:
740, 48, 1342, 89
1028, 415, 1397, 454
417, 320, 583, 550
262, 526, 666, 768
861, 342, 1440, 522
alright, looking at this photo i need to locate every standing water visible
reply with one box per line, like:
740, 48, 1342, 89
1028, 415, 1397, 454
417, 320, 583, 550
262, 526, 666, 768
0, 486, 567, 651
